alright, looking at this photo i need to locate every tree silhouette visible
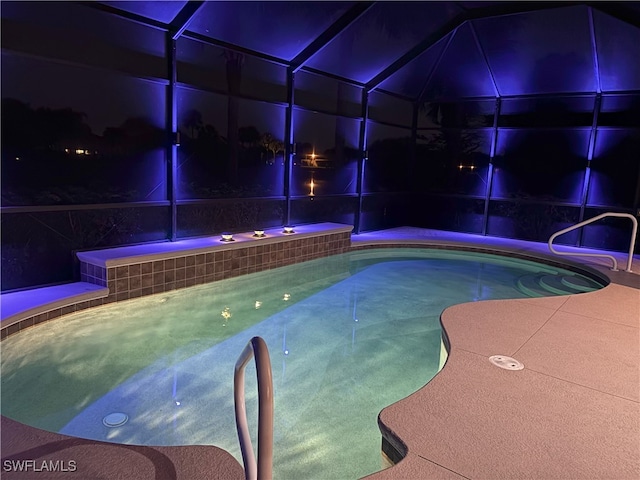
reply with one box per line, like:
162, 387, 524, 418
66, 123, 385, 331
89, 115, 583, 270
224, 49, 244, 185
260, 132, 284, 163
1, 98, 33, 148
239, 125, 260, 148
183, 109, 203, 139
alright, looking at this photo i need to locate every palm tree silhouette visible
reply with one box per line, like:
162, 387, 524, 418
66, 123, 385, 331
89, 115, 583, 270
183, 109, 203, 139
224, 49, 244, 186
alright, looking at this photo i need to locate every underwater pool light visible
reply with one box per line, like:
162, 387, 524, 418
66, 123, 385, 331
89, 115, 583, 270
103, 412, 128, 427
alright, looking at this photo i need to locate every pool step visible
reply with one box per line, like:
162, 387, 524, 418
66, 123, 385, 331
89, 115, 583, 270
516, 274, 600, 298
516, 274, 553, 297
560, 274, 603, 292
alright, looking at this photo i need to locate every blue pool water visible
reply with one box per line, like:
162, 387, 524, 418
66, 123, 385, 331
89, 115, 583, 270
0, 248, 605, 479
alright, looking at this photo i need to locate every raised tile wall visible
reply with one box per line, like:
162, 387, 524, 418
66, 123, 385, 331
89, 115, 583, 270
1, 298, 106, 340
81, 231, 351, 305
2, 230, 351, 340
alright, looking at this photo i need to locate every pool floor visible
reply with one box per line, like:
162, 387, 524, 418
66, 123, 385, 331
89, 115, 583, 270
0, 248, 608, 478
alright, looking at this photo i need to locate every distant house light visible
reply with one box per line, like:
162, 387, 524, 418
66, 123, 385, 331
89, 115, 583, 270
69, 148, 93, 155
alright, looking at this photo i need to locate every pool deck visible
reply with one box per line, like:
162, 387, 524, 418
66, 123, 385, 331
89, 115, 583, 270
2, 226, 639, 479
355, 228, 639, 480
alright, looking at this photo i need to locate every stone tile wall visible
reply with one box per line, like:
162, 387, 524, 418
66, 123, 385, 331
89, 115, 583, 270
82, 231, 351, 304
2, 230, 351, 340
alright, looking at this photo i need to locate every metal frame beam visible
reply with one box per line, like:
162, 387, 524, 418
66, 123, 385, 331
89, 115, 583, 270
166, 33, 178, 241
587, 2, 640, 29
482, 97, 501, 236
284, 68, 295, 226
76, 1, 166, 30
469, 21, 500, 98
298, 66, 366, 88
587, 6, 602, 95
409, 102, 419, 190
416, 30, 457, 104
366, 2, 579, 94
180, 30, 288, 67
290, 2, 375, 73
355, 89, 369, 234
169, 1, 205, 40
366, 14, 467, 94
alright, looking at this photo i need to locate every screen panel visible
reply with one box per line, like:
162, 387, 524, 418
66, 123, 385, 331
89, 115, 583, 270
177, 87, 286, 199
307, 1, 461, 83
368, 91, 414, 127
474, 6, 596, 95
417, 99, 495, 129
492, 128, 590, 203
581, 207, 640, 252
292, 109, 360, 197
177, 38, 288, 103
187, 1, 356, 61
359, 193, 415, 232
598, 94, 640, 127
289, 196, 357, 227
411, 194, 485, 235
1, 54, 167, 206
587, 128, 640, 209
364, 123, 412, 193
487, 201, 581, 243
423, 22, 496, 99
415, 128, 492, 196
1, 207, 170, 290
378, 35, 449, 99
593, 9, 640, 92
499, 96, 595, 128
295, 71, 361, 117
177, 200, 285, 238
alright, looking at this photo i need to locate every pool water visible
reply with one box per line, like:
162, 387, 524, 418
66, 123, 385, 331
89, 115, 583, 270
0, 248, 604, 479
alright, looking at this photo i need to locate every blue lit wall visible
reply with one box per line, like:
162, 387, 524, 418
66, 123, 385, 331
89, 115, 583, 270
2, 1, 639, 291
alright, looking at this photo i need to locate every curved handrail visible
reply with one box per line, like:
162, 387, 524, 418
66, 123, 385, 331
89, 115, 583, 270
548, 212, 638, 272
234, 336, 274, 480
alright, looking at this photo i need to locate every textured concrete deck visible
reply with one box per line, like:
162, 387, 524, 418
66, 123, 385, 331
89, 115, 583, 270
355, 228, 639, 480
2, 227, 638, 479
1, 416, 244, 480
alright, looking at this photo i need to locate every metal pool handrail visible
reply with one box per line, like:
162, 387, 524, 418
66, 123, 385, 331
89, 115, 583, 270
548, 212, 638, 272
234, 336, 274, 480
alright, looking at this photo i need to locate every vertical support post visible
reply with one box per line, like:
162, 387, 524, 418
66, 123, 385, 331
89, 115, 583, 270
166, 33, 178, 241
355, 89, 369, 234
409, 102, 419, 190
580, 6, 603, 247
579, 93, 602, 246
482, 96, 500, 236
283, 67, 295, 226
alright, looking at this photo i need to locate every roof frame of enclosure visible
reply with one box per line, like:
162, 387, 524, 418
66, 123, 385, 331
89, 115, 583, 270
77, 0, 640, 101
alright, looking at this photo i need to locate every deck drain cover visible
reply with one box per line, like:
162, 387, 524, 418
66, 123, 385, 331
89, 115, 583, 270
103, 412, 128, 427
489, 355, 524, 371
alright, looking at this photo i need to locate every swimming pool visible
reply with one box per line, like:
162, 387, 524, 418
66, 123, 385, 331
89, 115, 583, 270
0, 248, 605, 479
